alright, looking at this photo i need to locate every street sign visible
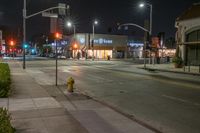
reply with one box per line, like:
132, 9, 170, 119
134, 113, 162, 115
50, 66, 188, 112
58, 3, 66, 15
42, 12, 58, 18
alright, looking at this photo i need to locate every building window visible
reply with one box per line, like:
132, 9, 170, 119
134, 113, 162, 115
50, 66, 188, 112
186, 29, 200, 42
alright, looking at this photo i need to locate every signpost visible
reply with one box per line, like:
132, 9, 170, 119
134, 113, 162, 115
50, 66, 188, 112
42, 12, 58, 18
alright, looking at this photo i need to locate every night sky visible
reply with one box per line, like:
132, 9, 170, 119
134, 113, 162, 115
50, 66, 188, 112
0, 0, 199, 40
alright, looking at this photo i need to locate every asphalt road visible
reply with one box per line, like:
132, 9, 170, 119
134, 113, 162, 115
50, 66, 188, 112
13, 58, 200, 133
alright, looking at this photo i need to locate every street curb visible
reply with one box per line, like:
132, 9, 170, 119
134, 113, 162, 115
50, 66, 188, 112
139, 67, 200, 76
76, 88, 163, 133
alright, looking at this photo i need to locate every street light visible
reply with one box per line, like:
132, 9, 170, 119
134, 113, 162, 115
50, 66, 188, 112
139, 2, 153, 69
67, 21, 76, 40
118, 23, 150, 69
139, 3, 144, 8
67, 21, 76, 59
139, 2, 152, 35
92, 20, 98, 61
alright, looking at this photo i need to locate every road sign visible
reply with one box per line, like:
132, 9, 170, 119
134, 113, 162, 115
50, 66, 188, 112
58, 3, 66, 15
42, 12, 58, 18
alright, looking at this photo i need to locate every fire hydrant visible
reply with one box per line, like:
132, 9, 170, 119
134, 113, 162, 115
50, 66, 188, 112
67, 77, 75, 92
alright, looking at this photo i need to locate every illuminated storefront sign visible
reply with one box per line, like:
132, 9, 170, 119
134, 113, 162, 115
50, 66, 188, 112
80, 38, 85, 44
79, 37, 113, 45
51, 40, 68, 46
94, 38, 113, 44
129, 42, 144, 47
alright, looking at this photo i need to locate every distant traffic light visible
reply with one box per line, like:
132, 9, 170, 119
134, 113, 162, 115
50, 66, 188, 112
23, 43, 28, 49
55, 32, 62, 39
9, 40, 14, 46
73, 43, 77, 49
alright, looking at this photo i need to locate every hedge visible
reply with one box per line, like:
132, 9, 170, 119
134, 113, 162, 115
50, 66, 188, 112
0, 108, 15, 133
0, 63, 11, 97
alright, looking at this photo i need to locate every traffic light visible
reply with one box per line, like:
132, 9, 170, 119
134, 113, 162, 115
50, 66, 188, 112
73, 43, 77, 49
9, 40, 14, 46
55, 32, 62, 39
23, 43, 28, 49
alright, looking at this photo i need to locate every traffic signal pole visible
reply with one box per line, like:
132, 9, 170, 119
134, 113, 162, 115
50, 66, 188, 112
23, 0, 26, 69
55, 39, 58, 86
22, 0, 68, 69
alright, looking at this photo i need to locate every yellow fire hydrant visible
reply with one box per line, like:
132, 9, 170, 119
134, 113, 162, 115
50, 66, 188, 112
67, 77, 75, 92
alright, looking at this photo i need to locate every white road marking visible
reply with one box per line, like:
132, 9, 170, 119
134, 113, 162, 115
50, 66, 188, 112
162, 95, 200, 107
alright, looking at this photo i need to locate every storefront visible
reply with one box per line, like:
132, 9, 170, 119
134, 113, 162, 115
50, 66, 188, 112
175, 3, 200, 65
128, 41, 144, 58
68, 33, 128, 59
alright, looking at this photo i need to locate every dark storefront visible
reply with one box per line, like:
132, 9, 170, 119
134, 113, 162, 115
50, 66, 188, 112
185, 29, 200, 65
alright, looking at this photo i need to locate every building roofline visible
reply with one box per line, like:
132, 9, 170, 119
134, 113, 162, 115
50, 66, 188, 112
176, 3, 200, 22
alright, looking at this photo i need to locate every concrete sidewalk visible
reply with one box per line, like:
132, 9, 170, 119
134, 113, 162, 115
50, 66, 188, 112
0, 61, 156, 133
137, 63, 200, 76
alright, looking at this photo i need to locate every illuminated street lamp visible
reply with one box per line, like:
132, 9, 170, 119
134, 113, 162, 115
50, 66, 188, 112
67, 21, 76, 59
67, 21, 76, 40
139, 2, 153, 68
139, 2, 152, 36
92, 20, 98, 61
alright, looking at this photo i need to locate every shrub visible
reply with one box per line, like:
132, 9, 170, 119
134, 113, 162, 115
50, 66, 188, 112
172, 56, 183, 65
0, 108, 15, 133
0, 63, 11, 97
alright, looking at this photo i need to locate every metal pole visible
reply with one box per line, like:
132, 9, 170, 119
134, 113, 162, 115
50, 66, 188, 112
92, 24, 94, 61
23, 0, 26, 69
73, 26, 76, 59
55, 39, 58, 86
13, 48, 14, 59
149, 4, 152, 66
144, 41, 146, 69
149, 4, 152, 36
73, 25, 76, 38
85, 34, 87, 60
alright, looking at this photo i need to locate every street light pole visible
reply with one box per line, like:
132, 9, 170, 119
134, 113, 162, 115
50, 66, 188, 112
23, 0, 26, 69
73, 25, 76, 59
149, 4, 152, 36
139, 2, 153, 69
118, 23, 150, 69
67, 21, 76, 59
92, 20, 98, 61
92, 24, 95, 61
73, 25, 76, 38
148, 4, 153, 65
